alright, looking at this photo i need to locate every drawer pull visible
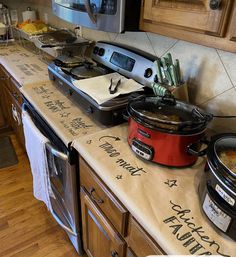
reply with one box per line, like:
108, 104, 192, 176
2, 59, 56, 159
89, 188, 104, 204
13, 92, 19, 100
111, 251, 118, 257
0, 76, 9, 80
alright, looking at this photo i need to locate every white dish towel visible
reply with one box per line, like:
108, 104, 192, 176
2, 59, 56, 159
22, 110, 54, 211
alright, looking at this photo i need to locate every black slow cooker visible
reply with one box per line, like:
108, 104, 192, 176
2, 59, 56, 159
199, 133, 236, 241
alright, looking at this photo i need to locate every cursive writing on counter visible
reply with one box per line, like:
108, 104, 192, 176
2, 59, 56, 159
163, 200, 230, 257
99, 140, 147, 177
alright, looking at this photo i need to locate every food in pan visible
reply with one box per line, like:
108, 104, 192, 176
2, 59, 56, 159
17, 20, 49, 34
219, 150, 236, 173
139, 110, 181, 122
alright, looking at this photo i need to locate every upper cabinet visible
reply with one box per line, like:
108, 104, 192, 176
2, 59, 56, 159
141, 0, 231, 36
140, 0, 236, 52
229, 4, 236, 41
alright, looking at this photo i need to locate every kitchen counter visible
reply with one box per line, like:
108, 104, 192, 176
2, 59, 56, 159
1, 44, 235, 256
20, 81, 104, 147
0, 43, 49, 86
73, 125, 236, 256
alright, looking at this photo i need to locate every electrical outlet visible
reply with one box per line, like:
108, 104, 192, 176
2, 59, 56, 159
74, 26, 83, 38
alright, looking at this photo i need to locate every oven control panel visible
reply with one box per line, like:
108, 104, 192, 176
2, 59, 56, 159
92, 41, 156, 87
131, 138, 154, 161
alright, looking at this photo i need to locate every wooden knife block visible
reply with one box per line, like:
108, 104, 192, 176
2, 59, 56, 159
170, 82, 189, 102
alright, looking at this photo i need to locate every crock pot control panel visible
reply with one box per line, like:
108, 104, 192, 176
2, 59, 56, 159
131, 138, 154, 161
92, 41, 156, 87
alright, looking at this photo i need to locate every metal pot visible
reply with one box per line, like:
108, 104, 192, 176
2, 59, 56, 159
199, 133, 236, 241
126, 96, 212, 167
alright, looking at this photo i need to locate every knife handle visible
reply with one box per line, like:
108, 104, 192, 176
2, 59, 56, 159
165, 53, 173, 65
170, 65, 178, 87
174, 59, 181, 84
154, 59, 163, 84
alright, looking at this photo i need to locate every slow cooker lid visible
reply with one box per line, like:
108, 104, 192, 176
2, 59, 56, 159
215, 136, 236, 179
128, 97, 212, 132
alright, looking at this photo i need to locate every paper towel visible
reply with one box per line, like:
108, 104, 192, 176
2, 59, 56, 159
22, 10, 36, 22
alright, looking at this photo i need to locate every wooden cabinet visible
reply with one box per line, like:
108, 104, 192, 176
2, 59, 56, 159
127, 218, 164, 257
229, 4, 236, 42
0, 91, 6, 128
142, 0, 231, 36
79, 157, 165, 257
81, 187, 126, 257
0, 66, 11, 131
0, 65, 24, 147
140, 0, 236, 52
9, 92, 25, 147
80, 158, 129, 236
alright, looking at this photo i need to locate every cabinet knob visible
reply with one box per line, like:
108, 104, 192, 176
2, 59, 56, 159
209, 0, 221, 10
111, 251, 118, 257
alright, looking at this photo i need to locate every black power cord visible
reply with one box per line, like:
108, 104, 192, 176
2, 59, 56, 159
213, 115, 236, 118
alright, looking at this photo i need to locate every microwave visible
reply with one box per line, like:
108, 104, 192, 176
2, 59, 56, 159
52, 0, 141, 33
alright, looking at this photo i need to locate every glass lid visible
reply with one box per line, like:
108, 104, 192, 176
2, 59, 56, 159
214, 136, 236, 178
130, 97, 206, 125
70, 65, 107, 79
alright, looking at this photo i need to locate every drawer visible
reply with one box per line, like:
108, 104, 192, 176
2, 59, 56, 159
0, 65, 10, 89
80, 157, 129, 236
127, 217, 165, 257
8, 78, 23, 105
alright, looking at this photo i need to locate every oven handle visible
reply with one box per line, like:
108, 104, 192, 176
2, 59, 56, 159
84, 0, 97, 24
46, 143, 68, 162
50, 209, 78, 236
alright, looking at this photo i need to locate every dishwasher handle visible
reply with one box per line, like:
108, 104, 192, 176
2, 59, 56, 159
50, 209, 78, 236
46, 143, 68, 162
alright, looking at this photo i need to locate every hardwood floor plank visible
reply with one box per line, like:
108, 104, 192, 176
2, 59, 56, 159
0, 134, 86, 257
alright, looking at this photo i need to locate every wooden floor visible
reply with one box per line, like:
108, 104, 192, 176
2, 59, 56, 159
0, 134, 87, 257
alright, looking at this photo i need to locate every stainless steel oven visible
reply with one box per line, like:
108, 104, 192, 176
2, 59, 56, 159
22, 100, 83, 255
52, 0, 141, 33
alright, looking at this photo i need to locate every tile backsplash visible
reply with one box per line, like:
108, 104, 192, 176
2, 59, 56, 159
3, 0, 236, 133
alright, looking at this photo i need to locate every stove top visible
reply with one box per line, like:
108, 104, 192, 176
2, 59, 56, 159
48, 41, 157, 125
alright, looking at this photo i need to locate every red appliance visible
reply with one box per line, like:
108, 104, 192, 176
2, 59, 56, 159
126, 97, 212, 167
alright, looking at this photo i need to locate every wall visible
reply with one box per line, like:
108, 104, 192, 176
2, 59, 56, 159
3, 0, 236, 133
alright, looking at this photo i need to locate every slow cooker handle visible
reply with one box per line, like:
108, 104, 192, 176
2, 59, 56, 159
122, 110, 130, 121
187, 138, 209, 157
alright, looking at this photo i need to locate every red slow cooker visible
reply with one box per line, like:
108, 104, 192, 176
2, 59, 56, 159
126, 96, 212, 167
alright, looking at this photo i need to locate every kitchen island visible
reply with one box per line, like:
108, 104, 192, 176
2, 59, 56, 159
0, 42, 235, 257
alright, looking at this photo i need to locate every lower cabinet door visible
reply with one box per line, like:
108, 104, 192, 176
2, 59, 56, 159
10, 94, 25, 148
127, 218, 165, 257
81, 187, 126, 257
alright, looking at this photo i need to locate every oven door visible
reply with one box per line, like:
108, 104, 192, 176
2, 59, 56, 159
46, 144, 79, 235
22, 102, 82, 254
52, 0, 124, 32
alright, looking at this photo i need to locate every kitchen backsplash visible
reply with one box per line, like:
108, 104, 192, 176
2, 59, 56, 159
3, 0, 236, 133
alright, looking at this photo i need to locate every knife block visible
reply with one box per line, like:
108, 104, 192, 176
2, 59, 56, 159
170, 82, 189, 102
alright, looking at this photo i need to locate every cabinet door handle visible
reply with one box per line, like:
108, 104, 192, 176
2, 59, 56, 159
11, 104, 21, 126
209, 0, 221, 10
111, 251, 118, 257
0, 76, 9, 80
89, 188, 104, 204
12, 92, 19, 100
